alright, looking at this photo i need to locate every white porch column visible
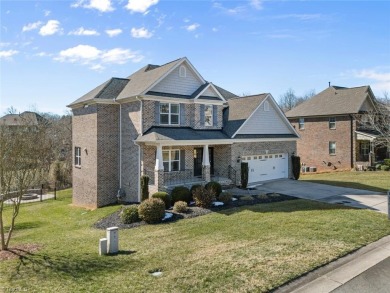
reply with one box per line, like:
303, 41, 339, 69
155, 144, 164, 171
202, 144, 210, 166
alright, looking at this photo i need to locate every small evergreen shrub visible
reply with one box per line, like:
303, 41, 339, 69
171, 186, 192, 204
384, 159, 390, 167
269, 193, 281, 199
138, 198, 166, 224
205, 181, 222, 199
381, 165, 390, 171
190, 184, 202, 195
192, 186, 213, 208
120, 205, 140, 224
140, 175, 149, 201
375, 164, 382, 170
173, 201, 188, 213
241, 162, 249, 188
257, 194, 269, 200
240, 195, 254, 201
218, 192, 232, 204
152, 192, 171, 209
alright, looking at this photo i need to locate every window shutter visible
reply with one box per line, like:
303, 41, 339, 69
180, 150, 185, 171
213, 105, 218, 127
200, 104, 205, 126
180, 103, 186, 125
155, 101, 160, 125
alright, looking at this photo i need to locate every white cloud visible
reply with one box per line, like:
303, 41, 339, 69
54, 44, 144, 69
185, 23, 200, 32
22, 21, 43, 32
0, 50, 19, 59
105, 28, 122, 37
39, 20, 61, 36
44, 10, 51, 17
69, 27, 100, 36
212, 27, 218, 32
274, 14, 322, 21
125, 0, 159, 13
131, 27, 153, 38
36, 52, 51, 57
249, 0, 262, 10
71, 0, 114, 12
0, 42, 11, 47
353, 69, 390, 92
213, 2, 246, 16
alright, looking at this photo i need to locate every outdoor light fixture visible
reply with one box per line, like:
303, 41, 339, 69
237, 156, 241, 163
84, 147, 88, 155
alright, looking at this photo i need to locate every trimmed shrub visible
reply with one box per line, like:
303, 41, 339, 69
381, 165, 390, 171
138, 198, 166, 224
205, 181, 222, 199
219, 192, 232, 204
171, 186, 192, 204
152, 192, 171, 209
384, 159, 390, 167
257, 194, 269, 200
269, 193, 281, 199
192, 186, 213, 208
173, 201, 188, 213
291, 155, 301, 180
241, 162, 249, 189
190, 184, 202, 195
140, 175, 149, 201
375, 164, 382, 170
120, 205, 140, 224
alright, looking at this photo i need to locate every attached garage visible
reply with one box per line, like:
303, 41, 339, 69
242, 153, 288, 184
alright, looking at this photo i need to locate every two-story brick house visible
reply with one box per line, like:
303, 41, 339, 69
286, 85, 388, 172
68, 57, 299, 208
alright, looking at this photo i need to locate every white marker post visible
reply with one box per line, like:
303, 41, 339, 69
107, 227, 119, 254
99, 238, 108, 256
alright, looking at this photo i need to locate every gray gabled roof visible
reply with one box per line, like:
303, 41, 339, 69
285, 86, 373, 118
68, 78, 129, 106
223, 94, 269, 137
136, 127, 229, 142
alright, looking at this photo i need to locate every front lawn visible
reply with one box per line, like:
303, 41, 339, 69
301, 171, 390, 193
1, 189, 390, 292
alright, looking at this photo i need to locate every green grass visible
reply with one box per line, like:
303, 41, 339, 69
301, 171, 390, 192
1, 189, 390, 292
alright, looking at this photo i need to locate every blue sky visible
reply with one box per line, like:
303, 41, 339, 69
1, 0, 389, 115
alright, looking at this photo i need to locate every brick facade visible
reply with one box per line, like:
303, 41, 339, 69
289, 115, 355, 172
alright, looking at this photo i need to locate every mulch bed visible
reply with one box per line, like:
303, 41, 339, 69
94, 193, 297, 230
0, 243, 42, 261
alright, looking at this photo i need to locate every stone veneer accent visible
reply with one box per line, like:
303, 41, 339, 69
289, 115, 355, 172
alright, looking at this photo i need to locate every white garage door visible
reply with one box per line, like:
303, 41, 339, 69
242, 153, 288, 184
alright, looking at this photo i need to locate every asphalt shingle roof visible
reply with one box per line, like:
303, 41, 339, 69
136, 127, 229, 142
285, 86, 372, 118
223, 94, 269, 137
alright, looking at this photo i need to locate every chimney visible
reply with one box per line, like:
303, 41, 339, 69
328, 82, 331, 87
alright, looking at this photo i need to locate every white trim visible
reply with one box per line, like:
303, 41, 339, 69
232, 94, 300, 138
202, 145, 210, 166
179, 65, 186, 78
140, 137, 298, 146
141, 94, 226, 105
141, 57, 206, 95
193, 83, 226, 102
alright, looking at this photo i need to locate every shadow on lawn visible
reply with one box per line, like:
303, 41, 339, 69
8, 248, 140, 281
302, 179, 388, 193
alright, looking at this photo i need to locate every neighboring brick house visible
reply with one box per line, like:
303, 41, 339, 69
68, 57, 299, 208
285, 85, 389, 172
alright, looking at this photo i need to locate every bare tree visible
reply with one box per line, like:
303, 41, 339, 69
279, 88, 316, 112
0, 115, 50, 250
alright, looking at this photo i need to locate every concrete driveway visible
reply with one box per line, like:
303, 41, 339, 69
253, 179, 388, 214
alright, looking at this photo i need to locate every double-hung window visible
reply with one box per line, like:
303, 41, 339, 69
160, 103, 179, 125
298, 118, 304, 130
163, 150, 180, 172
204, 105, 213, 126
329, 141, 336, 155
75, 147, 81, 166
329, 117, 336, 129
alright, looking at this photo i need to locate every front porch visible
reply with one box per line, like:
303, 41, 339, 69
355, 130, 389, 170
141, 143, 237, 193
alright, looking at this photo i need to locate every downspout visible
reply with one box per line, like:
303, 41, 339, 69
119, 103, 122, 187
350, 115, 354, 169
135, 96, 142, 202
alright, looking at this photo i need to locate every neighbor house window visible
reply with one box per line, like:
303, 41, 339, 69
360, 142, 370, 158
329, 117, 336, 129
329, 141, 336, 155
75, 147, 81, 166
163, 150, 180, 172
298, 118, 305, 130
204, 105, 213, 126
160, 103, 180, 125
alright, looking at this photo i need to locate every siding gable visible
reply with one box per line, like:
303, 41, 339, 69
359, 96, 375, 112
150, 63, 203, 96
237, 99, 294, 135
202, 86, 219, 97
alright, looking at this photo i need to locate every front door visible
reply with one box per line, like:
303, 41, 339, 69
193, 147, 214, 177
